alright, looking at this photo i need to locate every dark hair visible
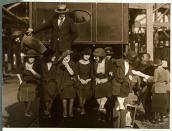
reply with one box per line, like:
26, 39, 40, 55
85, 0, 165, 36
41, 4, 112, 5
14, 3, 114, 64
99, 56, 105, 61
94, 55, 105, 62
81, 54, 91, 60
24, 56, 37, 63
81, 48, 91, 55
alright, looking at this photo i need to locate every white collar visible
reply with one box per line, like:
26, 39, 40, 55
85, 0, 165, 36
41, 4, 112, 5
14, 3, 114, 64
79, 59, 90, 65
58, 17, 65, 21
100, 58, 105, 64
124, 60, 129, 75
97, 59, 106, 74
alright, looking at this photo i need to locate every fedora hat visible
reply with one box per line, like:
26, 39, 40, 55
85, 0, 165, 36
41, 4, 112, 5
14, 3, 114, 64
24, 49, 40, 57
57, 50, 73, 62
54, 4, 69, 14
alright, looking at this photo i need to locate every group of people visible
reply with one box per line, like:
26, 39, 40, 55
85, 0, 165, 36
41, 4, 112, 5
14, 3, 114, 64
16, 45, 170, 127
132, 53, 170, 124
15, 3, 170, 128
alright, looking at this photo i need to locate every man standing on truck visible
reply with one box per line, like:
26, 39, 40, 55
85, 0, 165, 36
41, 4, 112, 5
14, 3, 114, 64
28, 3, 78, 55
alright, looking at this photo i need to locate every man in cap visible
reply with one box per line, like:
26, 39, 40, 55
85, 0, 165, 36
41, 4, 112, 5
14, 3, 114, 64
28, 3, 78, 55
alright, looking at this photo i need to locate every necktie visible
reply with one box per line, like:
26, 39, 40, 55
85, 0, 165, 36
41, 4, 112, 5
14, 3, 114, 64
58, 18, 63, 28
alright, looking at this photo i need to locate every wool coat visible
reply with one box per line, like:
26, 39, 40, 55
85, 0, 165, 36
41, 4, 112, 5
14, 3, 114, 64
112, 59, 132, 97
39, 60, 60, 103
33, 15, 78, 53
91, 59, 114, 98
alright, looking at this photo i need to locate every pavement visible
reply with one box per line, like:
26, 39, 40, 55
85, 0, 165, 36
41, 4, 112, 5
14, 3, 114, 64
2, 76, 112, 128
2, 76, 170, 128
2, 76, 39, 127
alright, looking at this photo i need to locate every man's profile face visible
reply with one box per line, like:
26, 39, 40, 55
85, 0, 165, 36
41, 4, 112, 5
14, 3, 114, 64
106, 55, 112, 60
142, 54, 150, 62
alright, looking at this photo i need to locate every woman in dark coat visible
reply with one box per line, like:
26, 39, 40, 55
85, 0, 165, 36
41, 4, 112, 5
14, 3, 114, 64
92, 48, 114, 113
58, 50, 77, 117
76, 48, 92, 115
151, 59, 169, 123
39, 49, 60, 118
111, 51, 151, 128
17, 49, 40, 117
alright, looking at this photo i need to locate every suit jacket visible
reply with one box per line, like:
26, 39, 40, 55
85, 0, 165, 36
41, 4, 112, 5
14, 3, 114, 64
33, 15, 78, 53
91, 59, 114, 81
112, 58, 132, 97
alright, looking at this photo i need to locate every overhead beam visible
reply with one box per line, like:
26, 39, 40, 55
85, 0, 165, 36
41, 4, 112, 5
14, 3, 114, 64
133, 22, 170, 28
154, 22, 170, 28
2, 6, 27, 24
157, 7, 170, 21
155, 3, 170, 10
162, 30, 170, 38
129, 3, 147, 9
21, 17, 29, 20
29, 2, 32, 28
7, 3, 21, 11
135, 3, 170, 22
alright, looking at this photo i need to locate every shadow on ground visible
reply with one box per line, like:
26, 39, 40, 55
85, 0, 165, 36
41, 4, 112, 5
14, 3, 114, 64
3, 99, 39, 127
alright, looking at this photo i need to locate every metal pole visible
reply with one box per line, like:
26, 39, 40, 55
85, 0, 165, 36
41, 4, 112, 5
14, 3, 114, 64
146, 4, 154, 61
29, 2, 32, 28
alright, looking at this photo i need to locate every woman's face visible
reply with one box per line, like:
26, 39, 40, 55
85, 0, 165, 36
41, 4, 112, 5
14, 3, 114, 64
83, 54, 90, 61
94, 56, 100, 63
106, 55, 112, 60
28, 57, 35, 63
142, 54, 150, 62
63, 55, 70, 62
51, 56, 56, 62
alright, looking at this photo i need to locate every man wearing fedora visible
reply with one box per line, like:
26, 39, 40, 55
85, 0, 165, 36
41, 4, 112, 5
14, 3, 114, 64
30, 3, 78, 54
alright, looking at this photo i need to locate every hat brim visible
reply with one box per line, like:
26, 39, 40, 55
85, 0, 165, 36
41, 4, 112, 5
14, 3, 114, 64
57, 50, 73, 61
106, 52, 114, 55
153, 63, 162, 66
24, 54, 40, 57
54, 8, 69, 13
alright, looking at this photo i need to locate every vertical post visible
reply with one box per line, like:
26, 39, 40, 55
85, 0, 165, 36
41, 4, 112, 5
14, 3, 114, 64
154, 4, 158, 21
146, 4, 154, 60
29, 2, 32, 28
